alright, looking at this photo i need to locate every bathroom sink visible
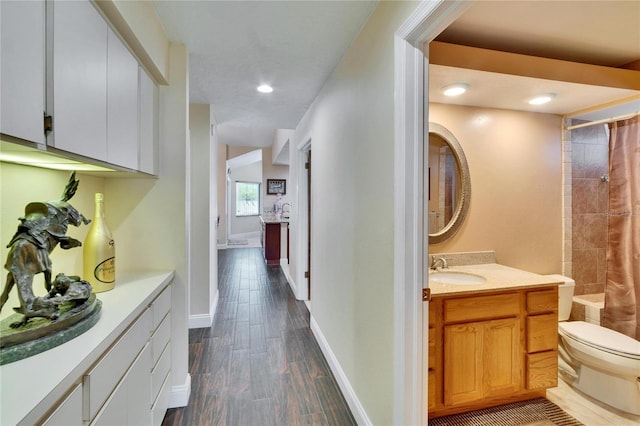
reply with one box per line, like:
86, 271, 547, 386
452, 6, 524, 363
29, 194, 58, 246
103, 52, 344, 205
430, 270, 487, 285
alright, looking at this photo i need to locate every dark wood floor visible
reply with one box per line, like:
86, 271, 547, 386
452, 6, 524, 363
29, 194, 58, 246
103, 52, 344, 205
162, 248, 356, 426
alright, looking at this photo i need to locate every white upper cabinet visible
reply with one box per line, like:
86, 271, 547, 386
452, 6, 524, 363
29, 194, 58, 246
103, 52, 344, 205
1, 0, 158, 174
139, 67, 159, 175
107, 29, 139, 170
49, 0, 108, 160
0, 0, 46, 144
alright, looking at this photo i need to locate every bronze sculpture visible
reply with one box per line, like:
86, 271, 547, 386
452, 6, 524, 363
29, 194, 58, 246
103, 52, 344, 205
0, 172, 91, 327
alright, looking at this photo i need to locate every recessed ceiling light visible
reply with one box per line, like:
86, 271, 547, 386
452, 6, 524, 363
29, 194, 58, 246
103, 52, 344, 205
442, 83, 469, 97
257, 84, 273, 93
528, 93, 556, 105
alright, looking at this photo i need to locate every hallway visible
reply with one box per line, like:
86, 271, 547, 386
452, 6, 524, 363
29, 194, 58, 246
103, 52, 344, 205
162, 248, 356, 425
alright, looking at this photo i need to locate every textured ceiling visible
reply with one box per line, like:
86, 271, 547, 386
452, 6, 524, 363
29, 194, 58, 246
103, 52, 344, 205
152, 1, 640, 148
153, 0, 378, 133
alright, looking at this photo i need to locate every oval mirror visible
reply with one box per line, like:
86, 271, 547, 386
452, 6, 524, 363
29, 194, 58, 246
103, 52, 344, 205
427, 123, 470, 244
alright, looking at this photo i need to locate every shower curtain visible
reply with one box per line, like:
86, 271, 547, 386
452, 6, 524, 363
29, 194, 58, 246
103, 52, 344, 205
604, 115, 640, 339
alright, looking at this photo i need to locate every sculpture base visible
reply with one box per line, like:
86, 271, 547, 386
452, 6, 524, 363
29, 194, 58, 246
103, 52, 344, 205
0, 294, 102, 365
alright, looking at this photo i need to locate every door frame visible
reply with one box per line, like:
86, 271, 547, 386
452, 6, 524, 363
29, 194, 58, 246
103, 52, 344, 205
295, 135, 312, 301
393, 2, 470, 425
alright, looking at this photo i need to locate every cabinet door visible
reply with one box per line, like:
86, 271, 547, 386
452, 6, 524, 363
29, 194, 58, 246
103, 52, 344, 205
139, 67, 158, 175
484, 318, 521, 396
444, 318, 520, 406
107, 28, 139, 169
0, 0, 45, 144
50, 0, 107, 160
444, 322, 484, 405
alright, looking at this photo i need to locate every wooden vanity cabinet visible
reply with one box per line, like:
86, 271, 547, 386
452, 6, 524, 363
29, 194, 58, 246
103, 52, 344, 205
525, 287, 559, 390
428, 286, 558, 418
261, 221, 281, 265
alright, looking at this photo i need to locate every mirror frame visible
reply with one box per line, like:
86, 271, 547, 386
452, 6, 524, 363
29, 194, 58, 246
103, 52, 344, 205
428, 122, 471, 244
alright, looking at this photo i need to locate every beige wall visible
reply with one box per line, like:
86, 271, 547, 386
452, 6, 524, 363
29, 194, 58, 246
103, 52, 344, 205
188, 103, 217, 321
289, 1, 419, 424
0, 164, 106, 320
428, 103, 563, 274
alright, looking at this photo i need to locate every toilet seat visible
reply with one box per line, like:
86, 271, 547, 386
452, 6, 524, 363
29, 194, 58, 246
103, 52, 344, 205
559, 321, 640, 360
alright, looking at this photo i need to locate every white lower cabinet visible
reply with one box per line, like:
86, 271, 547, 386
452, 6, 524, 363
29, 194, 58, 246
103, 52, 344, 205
84, 309, 152, 420
80, 284, 171, 425
91, 344, 152, 426
42, 384, 83, 426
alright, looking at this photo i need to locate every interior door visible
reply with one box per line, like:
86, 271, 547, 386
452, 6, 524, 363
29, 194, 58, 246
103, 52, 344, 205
307, 149, 312, 299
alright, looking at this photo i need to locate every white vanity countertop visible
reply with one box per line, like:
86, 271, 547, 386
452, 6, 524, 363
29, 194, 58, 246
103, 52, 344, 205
0, 271, 174, 426
260, 215, 290, 224
429, 263, 562, 297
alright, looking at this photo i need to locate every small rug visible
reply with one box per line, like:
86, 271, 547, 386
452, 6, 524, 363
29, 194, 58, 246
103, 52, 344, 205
227, 239, 248, 246
429, 398, 584, 426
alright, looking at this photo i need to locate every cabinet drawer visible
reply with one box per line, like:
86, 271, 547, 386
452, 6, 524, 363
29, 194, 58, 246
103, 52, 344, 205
527, 288, 558, 314
527, 313, 557, 353
444, 293, 519, 323
151, 343, 171, 403
151, 285, 171, 331
42, 383, 83, 426
84, 308, 151, 421
90, 344, 152, 426
526, 351, 558, 389
152, 313, 171, 366
151, 371, 171, 426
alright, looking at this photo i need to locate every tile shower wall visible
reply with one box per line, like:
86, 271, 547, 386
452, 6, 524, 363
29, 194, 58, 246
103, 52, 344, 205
571, 122, 609, 295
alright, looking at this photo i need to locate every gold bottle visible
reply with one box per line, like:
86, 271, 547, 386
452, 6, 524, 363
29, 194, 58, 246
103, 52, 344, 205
83, 193, 115, 292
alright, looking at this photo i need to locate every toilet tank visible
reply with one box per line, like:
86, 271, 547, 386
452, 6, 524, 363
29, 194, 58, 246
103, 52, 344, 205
544, 274, 575, 321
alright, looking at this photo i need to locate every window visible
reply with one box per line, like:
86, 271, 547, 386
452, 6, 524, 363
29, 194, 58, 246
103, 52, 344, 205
236, 182, 260, 216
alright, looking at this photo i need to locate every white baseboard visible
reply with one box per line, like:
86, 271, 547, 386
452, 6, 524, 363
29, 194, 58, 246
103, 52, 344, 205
168, 373, 191, 408
188, 288, 219, 329
310, 316, 371, 425
279, 260, 300, 299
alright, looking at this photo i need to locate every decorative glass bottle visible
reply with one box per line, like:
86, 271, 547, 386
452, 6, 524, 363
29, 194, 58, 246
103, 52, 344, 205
83, 193, 115, 292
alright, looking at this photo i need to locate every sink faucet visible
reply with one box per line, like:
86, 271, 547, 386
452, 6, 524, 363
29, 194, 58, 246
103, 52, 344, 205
430, 256, 448, 270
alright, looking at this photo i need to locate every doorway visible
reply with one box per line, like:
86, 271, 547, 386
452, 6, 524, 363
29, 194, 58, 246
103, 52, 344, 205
296, 137, 312, 301
393, 2, 470, 424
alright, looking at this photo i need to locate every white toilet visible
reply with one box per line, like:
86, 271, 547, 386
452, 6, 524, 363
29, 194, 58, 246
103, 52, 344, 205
549, 274, 640, 415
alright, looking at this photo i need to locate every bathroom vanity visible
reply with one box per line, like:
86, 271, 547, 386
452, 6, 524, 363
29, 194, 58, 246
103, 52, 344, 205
428, 263, 561, 418
259, 216, 289, 265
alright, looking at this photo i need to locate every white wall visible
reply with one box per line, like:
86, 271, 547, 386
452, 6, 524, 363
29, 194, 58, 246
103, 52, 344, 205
262, 146, 290, 214
216, 144, 227, 245
272, 128, 293, 165
288, 1, 419, 424
229, 160, 262, 235
188, 103, 218, 328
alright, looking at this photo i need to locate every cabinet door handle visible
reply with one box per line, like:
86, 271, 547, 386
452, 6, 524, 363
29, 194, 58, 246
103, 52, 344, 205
44, 114, 53, 133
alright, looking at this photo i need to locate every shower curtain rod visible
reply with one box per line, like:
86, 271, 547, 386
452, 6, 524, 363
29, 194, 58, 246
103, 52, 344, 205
565, 111, 640, 130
